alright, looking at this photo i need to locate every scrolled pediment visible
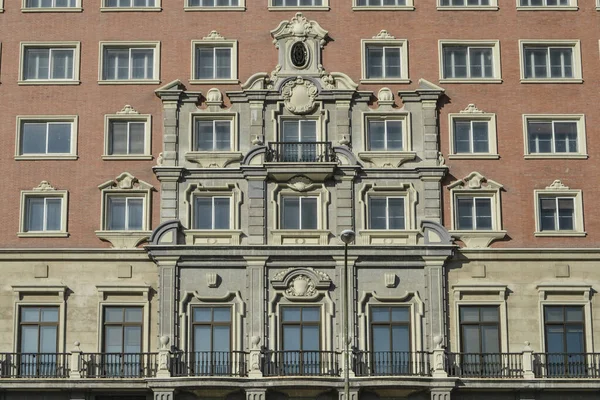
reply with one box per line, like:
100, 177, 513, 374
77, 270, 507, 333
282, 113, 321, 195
271, 267, 331, 299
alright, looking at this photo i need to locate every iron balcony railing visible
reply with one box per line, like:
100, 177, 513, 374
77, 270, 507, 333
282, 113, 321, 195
534, 353, 600, 378
266, 142, 335, 163
80, 352, 157, 378
262, 350, 341, 377
447, 352, 524, 378
171, 351, 247, 377
0, 353, 69, 378
353, 350, 431, 377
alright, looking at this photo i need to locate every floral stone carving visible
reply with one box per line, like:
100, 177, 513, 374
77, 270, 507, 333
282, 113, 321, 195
282, 77, 318, 114
285, 275, 317, 297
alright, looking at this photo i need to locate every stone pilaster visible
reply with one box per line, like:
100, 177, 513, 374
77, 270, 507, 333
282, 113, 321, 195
421, 98, 440, 161
334, 175, 355, 233
245, 256, 268, 344
156, 257, 179, 345
335, 100, 351, 145
247, 178, 267, 245
423, 177, 442, 223
249, 100, 265, 145
424, 257, 449, 348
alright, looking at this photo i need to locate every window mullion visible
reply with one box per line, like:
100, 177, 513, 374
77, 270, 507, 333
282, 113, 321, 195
466, 47, 472, 78
211, 197, 216, 229
472, 197, 478, 229
550, 121, 557, 153
545, 49, 551, 78
128, 48, 133, 80
299, 198, 303, 229
213, 48, 218, 79
469, 121, 475, 153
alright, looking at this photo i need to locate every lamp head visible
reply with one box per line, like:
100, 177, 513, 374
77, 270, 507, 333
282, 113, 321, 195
340, 229, 356, 245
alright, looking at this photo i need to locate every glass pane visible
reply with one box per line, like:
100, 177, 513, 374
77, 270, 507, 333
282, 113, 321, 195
384, 47, 401, 78
545, 306, 564, 322
367, 47, 383, 79
386, 120, 403, 150
481, 325, 500, 353
21, 326, 39, 353
481, 307, 499, 322
524, 48, 547, 78
131, 49, 153, 79
214, 198, 231, 229
127, 198, 143, 230
300, 120, 317, 142
282, 307, 301, 322
39, 308, 59, 324
371, 307, 389, 322
456, 198, 473, 230
546, 325, 565, 353
282, 120, 299, 142
388, 198, 405, 230
557, 198, 574, 230
25, 49, 49, 80
26, 198, 44, 232
215, 121, 231, 150
565, 325, 584, 353
300, 198, 318, 229
124, 326, 141, 352
303, 326, 319, 351
196, 48, 214, 79
195, 120, 215, 151
454, 120, 471, 153
540, 197, 557, 231
194, 326, 211, 352
391, 307, 410, 322
213, 326, 231, 352
282, 326, 301, 351
21, 308, 41, 323
46, 123, 71, 153
105, 307, 124, 323
565, 307, 583, 322
368, 121, 385, 150
194, 198, 212, 229
460, 307, 480, 323
22, 123, 47, 154
104, 326, 123, 353
554, 122, 577, 153
125, 308, 143, 323
550, 48, 572, 78
282, 198, 299, 229
108, 197, 126, 230
215, 48, 231, 79
369, 198, 387, 229
392, 325, 410, 352
129, 122, 146, 154
40, 326, 58, 353
45, 198, 61, 231
444, 47, 467, 78
110, 121, 128, 155
104, 49, 129, 80
193, 307, 212, 323
461, 325, 480, 353
475, 198, 492, 230
372, 326, 390, 353
50, 49, 73, 79
472, 121, 489, 153
302, 307, 320, 322
213, 308, 231, 322
470, 48, 493, 78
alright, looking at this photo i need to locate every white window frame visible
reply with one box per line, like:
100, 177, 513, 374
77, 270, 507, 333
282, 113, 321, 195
534, 180, 585, 237
184, 0, 245, 11
364, 117, 407, 151
519, 40, 582, 83
448, 104, 498, 159
101, 0, 161, 12
362, 32, 409, 83
105, 196, 147, 231
22, 0, 82, 12
439, 40, 501, 83
186, 113, 241, 167
19, 42, 81, 85
280, 196, 319, 230
19, 181, 68, 238
437, 0, 498, 10
268, 0, 329, 10
522, 114, 587, 159
192, 196, 232, 230
353, 0, 414, 11
103, 106, 152, 160
98, 41, 161, 84
517, 0, 578, 11
191, 33, 238, 84
15, 115, 78, 160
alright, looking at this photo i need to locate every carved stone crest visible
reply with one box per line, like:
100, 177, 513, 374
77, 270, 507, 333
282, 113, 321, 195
287, 176, 315, 192
285, 275, 317, 297
282, 77, 318, 114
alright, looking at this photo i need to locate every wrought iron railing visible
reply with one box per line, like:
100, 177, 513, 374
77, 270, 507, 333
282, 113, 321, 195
80, 352, 157, 378
266, 142, 335, 163
262, 350, 340, 377
0, 353, 69, 378
446, 352, 523, 378
534, 353, 600, 378
353, 350, 431, 377
171, 351, 247, 377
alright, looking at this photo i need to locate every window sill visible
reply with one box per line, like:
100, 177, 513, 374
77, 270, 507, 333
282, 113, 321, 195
184, 6, 245, 11
18, 80, 81, 85
100, 7, 162, 12
95, 230, 151, 248
534, 231, 586, 237
516, 6, 578, 11
185, 229, 243, 245
520, 78, 583, 84
189, 79, 239, 85
21, 7, 83, 12
358, 230, 419, 245
439, 78, 502, 84
15, 155, 78, 160
102, 155, 154, 161
271, 229, 330, 245
357, 151, 417, 168
18, 232, 69, 238
524, 154, 588, 159
352, 6, 415, 11
360, 79, 410, 84
185, 151, 243, 168
448, 154, 500, 160
98, 80, 160, 85
268, 6, 330, 11
450, 230, 507, 248
436, 6, 498, 10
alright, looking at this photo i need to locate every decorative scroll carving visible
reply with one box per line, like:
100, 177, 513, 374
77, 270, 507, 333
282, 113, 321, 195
116, 105, 139, 115
285, 275, 317, 297
459, 103, 485, 114
372, 30, 395, 40
287, 176, 315, 192
33, 181, 57, 191
546, 180, 570, 190
282, 77, 318, 114
203, 30, 227, 40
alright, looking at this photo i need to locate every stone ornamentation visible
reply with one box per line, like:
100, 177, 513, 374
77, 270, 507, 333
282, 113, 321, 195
372, 30, 395, 40
116, 105, 139, 115
203, 30, 226, 40
285, 275, 317, 297
33, 181, 57, 191
287, 176, 315, 192
546, 180, 570, 190
291, 41, 308, 68
205, 88, 223, 108
282, 77, 318, 114
459, 103, 485, 114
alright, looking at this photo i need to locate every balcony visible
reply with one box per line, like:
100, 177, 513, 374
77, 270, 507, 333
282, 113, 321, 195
534, 353, 600, 378
353, 351, 431, 377
171, 351, 247, 377
0, 353, 70, 378
446, 352, 524, 378
264, 142, 338, 181
262, 350, 341, 377
80, 352, 157, 378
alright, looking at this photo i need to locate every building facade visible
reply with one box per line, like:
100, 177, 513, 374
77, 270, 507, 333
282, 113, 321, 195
0, 2, 599, 400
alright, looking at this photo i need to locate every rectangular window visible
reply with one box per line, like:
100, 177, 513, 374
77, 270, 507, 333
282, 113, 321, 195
440, 0, 490, 5
356, 0, 406, 5
272, 0, 323, 5
456, 197, 493, 230
370, 306, 410, 374
23, 47, 75, 81
194, 47, 232, 80
520, 0, 569, 5
19, 306, 59, 377
527, 120, 578, 154
369, 197, 405, 230
367, 119, 403, 151
192, 306, 231, 375
443, 46, 493, 79
539, 197, 574, 231
188, 0, 239, 5
366, 46, 401, 79
194, 197, 231, 229
520, 42, 582, 81
459, 306, 500, 377
105, 0, 156, 6
107, 197, 144, 231
108, 121, 146, 155
281, 197, 318, 230
281, 120, 318, 162
24, 197, 63, 232
103, 306, 143, 377
453, 120, 489, 154
103, 48, 154, 80
194, 120, 231, 151
544, 305, 585, 377
19, 120, 72, 156
281, 306, 320, 375
25, 0, 77, 7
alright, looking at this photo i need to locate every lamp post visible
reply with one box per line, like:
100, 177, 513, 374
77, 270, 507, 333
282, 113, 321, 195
340, 229, 355, 400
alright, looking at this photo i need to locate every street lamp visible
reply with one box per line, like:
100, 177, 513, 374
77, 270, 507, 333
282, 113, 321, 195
340, 229, 355, 400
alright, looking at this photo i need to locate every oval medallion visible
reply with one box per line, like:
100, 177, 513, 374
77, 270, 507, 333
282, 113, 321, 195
291, 42, 308, 68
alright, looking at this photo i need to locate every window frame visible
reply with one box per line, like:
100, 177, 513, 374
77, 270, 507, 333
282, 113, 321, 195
184, 0, 245, 11
15, 115, 78, 160
280, 305, 322, 352
519, 40, 582, 83
98, 41, 161, 85
100, 0, 161, 12
102, 305, 144, 353
369, 306, 412, 358
534, 181, 584, 237
516, 0, 578, 11
280, 196, 320, 230
361, 34, 409, 84
190, 34, 238, 84
439, 40, 502, 83
18, 305, 60, 355
367, 196, 407, 230
448, 105, 498, 159
522, 114, 587, 159
192, 196, 232, 230
192, 116, 235, 152
19, 42, 81, 85
268, 0, 329, 10
22, 0, 82, 12
437, 0, 498, 10
105, 196, 147, 231
364, 115, 409, 152
19, 182, 69, 238
103, 107, 152, 160
353, 0, 415, 10
458, 305, 501, 353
